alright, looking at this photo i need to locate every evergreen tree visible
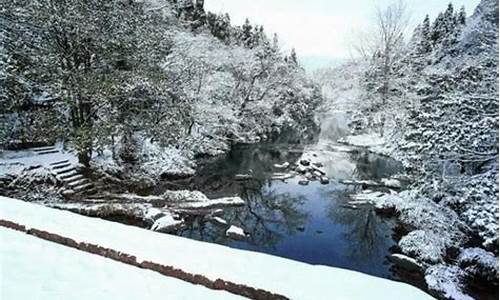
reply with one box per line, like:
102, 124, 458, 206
289, 48, 298, 65
431, 12, 446, 45
458, 6, 467, 25
419, 15, 432, 53
242, 18, 253, 48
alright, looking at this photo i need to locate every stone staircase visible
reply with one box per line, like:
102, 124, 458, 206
49, 160, 96, 198
32, 146, 60, 156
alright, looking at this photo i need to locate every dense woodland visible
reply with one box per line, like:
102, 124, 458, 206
0, 0, 320, 171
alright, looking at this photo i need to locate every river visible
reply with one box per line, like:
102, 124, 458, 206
152, 112, 408, 281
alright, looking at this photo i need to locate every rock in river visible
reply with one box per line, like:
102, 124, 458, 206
300, 159, 311, 166
226, 225, 247, 240
274, 162, 290, 169
389, 254, 423, 272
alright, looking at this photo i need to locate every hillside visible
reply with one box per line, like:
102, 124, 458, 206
315, 0, 499, 299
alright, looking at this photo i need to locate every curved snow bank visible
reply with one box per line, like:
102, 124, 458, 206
0, 197, 434, 300
1, 228, 244, 300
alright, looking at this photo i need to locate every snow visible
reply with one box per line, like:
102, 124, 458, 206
0, 196, 435, 300
151, 215, 184, 233
399, 230, 447, 264
0, 228, 244, 300
0, 143, 77, 179
212, 217, 228, 225
226, 225, 246, 239
339, 133, 385, 148
457, 247, 499, 282
425, 265, 473, 300
174, 197, 245, 210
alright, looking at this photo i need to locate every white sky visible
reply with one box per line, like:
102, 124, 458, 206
205, 0, 481, 60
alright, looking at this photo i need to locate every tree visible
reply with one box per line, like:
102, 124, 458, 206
289, 48, 298, 65
3, 0, 172, 166
353, 0, 410, 129
419, 15, 432, 53
458, 6, 467, 25
242, 18, 253, 48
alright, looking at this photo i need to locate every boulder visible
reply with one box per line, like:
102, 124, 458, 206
389, 254, 423, 272
299, 159, 311, 166
296, 166, 307, 174
298, 180, 309, 186
226, 225, 246, 240
320, 176, 330, 185
274, 162, 290, 169
151, 215, 184, 233
235, 174, 253, 181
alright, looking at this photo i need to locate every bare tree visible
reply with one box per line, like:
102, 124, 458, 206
352, 0, 410, 136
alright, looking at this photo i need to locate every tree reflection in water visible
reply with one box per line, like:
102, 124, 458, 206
179, 178, 309, 249
326, 189, 395, 267
177, 143, 309, 249
171, 142, 401, 277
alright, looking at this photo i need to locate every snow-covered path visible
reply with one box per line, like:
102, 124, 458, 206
0, 227, 245, 300
0, 196, 435, 300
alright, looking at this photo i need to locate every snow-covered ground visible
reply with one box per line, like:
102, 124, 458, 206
0, 227, 245, 300
0, 143, 77, 178
0, 196, 435, 300
338, 133, 393, 156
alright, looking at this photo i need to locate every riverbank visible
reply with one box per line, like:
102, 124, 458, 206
340, 133, 499, 299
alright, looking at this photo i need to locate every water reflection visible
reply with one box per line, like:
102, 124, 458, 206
166, 142, 401, 278
325, 189, 393, 267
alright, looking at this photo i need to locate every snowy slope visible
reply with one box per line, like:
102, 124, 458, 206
0, 227, 244, 300
0, 196, 435, 300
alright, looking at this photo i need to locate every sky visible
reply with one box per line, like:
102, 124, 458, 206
205, 0, 481, 66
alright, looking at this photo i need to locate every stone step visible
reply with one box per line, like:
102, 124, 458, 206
50, 160, 70, 166
61, 189, 76, 198
85, 188, 97, 195
52, 162, 72, 170
68, 179, 89, 188
62, 174, 84, 183
73, 183, 93, 193
55, 166, 76, 175
58, 170, 78, 180
37, 150, 59, 155
32, 146, 56, 152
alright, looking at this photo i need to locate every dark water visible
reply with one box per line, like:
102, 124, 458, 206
160, 140, 404, 279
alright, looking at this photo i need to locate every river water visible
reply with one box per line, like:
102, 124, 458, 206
157, 112, 406, 280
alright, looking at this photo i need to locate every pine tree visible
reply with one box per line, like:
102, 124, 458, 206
419, 15, 432, 53
289, 48, 298, 65
242, 18, 253, 48
458, 6, 466, 25
431, 12, 445, 45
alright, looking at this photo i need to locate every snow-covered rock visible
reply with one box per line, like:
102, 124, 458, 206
296, 165, 307, 174
174, 196, 245, 210
389, 254, 424, 272
320, 176, 330, 185
151, 215, 184, 233
273, 162, 290, 169
211, 217, 228, 226
381, 178, 402, 189
225, 225, 246, 240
